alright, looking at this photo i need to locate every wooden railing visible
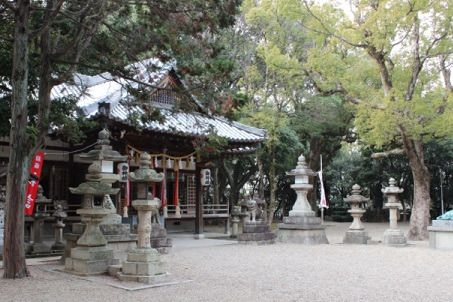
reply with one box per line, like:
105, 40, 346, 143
64, 203, 229, 220
166, 203, 229, 218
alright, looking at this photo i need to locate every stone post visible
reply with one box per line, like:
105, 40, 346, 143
382, 178, 407, 246
343, 184, 369, 244
135, 201, 153, 249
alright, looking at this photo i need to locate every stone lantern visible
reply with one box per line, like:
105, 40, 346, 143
52, 202, 67, 251
382, 178, 407, 246
118, 152, 166, 283
287, 154, 318, 217
277, 154, 328, 244
79, 128, 127, 224
62, 128, 137, 264
343, 184, 369, 244
30, 185, 53, 255
65, 162, 120, 275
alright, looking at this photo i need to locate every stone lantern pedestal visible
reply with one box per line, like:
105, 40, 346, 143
382, 178, 407, 247
118, 199, 166, 283
237, 198, 275, 244
277, 155, 328, 244
343, 184, 369, 244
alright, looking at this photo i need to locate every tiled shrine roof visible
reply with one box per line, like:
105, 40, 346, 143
51, 58, 265, 144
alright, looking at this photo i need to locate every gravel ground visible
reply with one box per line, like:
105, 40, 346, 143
1, 222, 452, 302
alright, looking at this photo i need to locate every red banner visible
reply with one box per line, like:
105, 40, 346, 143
24, 151, 45, 216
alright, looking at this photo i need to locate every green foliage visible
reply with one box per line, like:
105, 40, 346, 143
194, 132, 229, 159
0, 0, 242, 142
302, 0, 453, 146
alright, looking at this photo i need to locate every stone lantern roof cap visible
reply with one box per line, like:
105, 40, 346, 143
69, 181, 120, 195
70, 162, 120, 195
344, 184, 369, 204
286, 154, 317, 177
79, 128, 127, 162
129, 152, 165, 183
381, 177, 404, 194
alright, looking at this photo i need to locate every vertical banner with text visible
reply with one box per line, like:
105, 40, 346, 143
24, 151, 45, 216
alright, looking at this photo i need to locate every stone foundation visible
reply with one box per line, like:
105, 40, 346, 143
29, 242, 51, 255
383, 229, 407, 247
65, 246, 117, 275
277, 216, 328, 245
343, 230, 369, 244
238, 221, 275, 245
117, 248, 166, 283
63, 223, 137, 263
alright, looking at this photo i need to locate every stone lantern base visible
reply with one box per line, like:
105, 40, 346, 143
383, 229, 407, 247
117, 248, 166, 283
63, 223, 138, 263
150, 223, 172, 254
343, 230, 369, 244
277, 216, 328, 244
65, 245, 116, 275
237, 221, 276, 245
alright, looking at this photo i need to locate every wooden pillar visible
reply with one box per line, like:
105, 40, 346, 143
194, 163, 204, 239
174, 169, 181, 218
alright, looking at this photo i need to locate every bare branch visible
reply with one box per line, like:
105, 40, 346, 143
30, 0, 65, 38
301, 1, 368, 49
371, 148, 405, 159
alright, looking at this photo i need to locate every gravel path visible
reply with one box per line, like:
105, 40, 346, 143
1, 222, 452, 302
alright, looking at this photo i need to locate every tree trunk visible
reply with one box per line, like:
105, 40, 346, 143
307, 138, 322, 209
3, 0, 31, 279
213, 166, 220, 204
257, 154, 264, 199
402, 136, 431, 240
267, 150, 276, 225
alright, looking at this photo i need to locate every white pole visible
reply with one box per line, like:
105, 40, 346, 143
440, 168, 444, 215
320, 155, 324, 224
